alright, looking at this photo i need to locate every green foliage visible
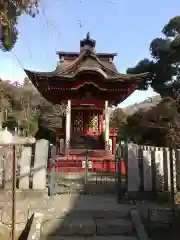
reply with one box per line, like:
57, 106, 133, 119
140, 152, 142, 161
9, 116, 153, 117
19, 117, 38, 136
113, 98, 180, 148
0, 78, 64, 138
162, 16, 180, 37
127, 16, 180, 98
127, 59, 154, 90
0, 1, 39, 51
0, 25, 18, 51
3, 115, 17, 131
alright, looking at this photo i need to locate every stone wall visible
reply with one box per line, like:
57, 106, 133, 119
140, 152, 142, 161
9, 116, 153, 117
0, 190, 48, 240
0, 139, 49, 190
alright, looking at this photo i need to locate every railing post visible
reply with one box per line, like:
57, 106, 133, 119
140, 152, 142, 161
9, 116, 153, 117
85, 150, 89, 185
124, 141, 128, 193
116, 144, 122, 202
138, 146, 144, 192
12, 145, 16, 240
49, 145, 57, 196
169, 148, 175, 221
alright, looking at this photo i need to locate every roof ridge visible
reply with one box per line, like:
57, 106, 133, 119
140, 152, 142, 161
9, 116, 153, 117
58, 51, 149, 79
57, 51, 119, 77
57, 50, 87, 74
95, 56, 120, 76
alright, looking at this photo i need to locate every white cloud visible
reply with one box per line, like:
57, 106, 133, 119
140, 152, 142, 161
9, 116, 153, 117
0, 55, 26, 83
0, 74, 25, 83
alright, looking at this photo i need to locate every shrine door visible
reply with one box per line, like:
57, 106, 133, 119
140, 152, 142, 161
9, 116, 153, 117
72, 110, 100, 133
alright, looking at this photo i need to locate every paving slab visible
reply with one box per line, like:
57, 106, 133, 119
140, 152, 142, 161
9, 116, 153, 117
41, 195, 131, 220
41, 217, 96, 236
96, 218, 133, 235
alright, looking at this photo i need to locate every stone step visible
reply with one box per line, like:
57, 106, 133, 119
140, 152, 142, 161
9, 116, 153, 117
62, 210, 130, 219
96, 218, 134, 235
42, 209, 130, 221
40, 195, 131, 213
40, 217, 134, 237
41, 236, 138, 240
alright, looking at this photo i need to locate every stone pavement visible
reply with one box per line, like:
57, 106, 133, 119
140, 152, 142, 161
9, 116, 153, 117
39, 194, 170, 240
34, 194, 170, 222
37, 194, 173, 240
0, 189, 173, 239
39, 194, 137, 239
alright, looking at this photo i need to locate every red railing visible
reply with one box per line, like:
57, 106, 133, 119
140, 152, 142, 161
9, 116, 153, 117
48, 157, 126, 175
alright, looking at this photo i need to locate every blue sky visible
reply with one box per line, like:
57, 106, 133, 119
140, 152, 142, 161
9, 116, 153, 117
0, 0, 179, 107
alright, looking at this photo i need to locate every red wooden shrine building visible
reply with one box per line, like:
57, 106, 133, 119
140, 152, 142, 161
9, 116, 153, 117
25, 33, 149, 173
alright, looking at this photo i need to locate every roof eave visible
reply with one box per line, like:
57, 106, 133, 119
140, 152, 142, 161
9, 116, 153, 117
107, 72, 149, 82
24, 68, 150, 83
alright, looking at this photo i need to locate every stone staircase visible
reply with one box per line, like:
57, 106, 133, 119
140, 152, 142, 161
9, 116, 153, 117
39, 195, 146, 240
54, 172, 118, 195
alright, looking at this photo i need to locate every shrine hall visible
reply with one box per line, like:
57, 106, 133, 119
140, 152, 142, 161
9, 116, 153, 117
25, 33, 149, 170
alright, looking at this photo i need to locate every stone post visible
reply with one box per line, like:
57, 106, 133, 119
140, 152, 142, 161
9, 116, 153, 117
60, 138, 65, 154
105, 100, 109, 150
33, 139, 49, 190
19, 146, 32, 189
65, 100, 71, 154
4, 146, 13, 189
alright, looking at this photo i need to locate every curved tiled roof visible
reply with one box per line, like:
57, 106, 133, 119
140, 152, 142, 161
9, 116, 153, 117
24, 49, 149, 82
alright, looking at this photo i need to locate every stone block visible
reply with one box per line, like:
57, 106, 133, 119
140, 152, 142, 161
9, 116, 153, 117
149, 208, 173, 223
0, 210, 2, 221
15, 222, 26, 238
0, 201, 4, 210
0, 223, 10, 240
92, 209, 129, 219
1, 209, 28, 225
33, 139, 49, 190
96, 218, 133, 235
27, 212, 44, 240
3, 146, 13, 189
127, 143, 140, 192
19, 146, 32, 189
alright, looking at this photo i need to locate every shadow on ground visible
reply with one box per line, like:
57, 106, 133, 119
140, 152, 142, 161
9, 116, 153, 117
40, 168, 180, 239
40, 173, 134, 239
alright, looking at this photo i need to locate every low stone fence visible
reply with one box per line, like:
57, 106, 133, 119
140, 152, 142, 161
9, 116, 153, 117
120, 143, 180, 203
0, 139, 49, 190
126, 144, 178, 192
0, 137, 49, 239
